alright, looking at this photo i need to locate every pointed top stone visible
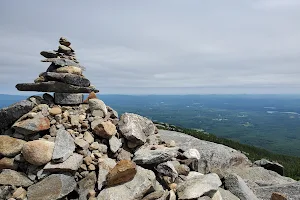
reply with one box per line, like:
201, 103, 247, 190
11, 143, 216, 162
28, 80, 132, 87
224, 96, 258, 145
59, 37, 71, 47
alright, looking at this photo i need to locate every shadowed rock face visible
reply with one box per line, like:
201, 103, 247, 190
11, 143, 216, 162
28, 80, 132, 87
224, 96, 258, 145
0, 100, 35, 131
254, 159, 284, 176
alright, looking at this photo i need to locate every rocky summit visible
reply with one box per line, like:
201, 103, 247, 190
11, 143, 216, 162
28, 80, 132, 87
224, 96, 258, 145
1, 38, 299, 200
15, 37, 99, 105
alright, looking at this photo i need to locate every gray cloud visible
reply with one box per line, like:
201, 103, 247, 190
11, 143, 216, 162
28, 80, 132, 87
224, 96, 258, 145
0, 0, 300, 94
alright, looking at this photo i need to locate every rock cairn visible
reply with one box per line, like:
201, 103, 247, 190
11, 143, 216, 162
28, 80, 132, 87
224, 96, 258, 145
0, 94, 225, 200
1, 38, 296, 200
15, 37, 99, 105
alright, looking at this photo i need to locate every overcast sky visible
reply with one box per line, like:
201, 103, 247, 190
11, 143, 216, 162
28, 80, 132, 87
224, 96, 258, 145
1, 0, 300, 95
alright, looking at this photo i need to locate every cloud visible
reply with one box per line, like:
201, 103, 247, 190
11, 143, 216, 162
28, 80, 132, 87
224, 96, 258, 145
0, 0, 300, 94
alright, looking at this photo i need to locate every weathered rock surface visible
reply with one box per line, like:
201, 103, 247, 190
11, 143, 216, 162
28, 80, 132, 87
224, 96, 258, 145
44, 153, 83, 172
224, 173, 258, 200
226, 166, 295, 187
0, 135, 26, 157
106, 160, 137, 186
0, 100, 34, 131
159, 130, 251, 173
97, 166, 156, 200
52, 129, 75, 162
12, 113, 50, 135
27, 173, 76, 200
177, 173, 222, 199
22, 140, 55, 166
16, 81, 98, 93
0, 169, 33, 187
133, 146, 178, 164
254, 159, 284, 176
253, 182, 300, 200
118, 113, 156, 144
42, 72, 90, 87
54, 93, 83, 105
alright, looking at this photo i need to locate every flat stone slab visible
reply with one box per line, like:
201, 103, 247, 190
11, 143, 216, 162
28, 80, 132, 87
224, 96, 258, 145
16, 81, 98, 93
44, 153, 83, 172
41, 58, 84, 69
0, 169, 33, 187
27, 173, 76, 200
42, 72, 90, 87
54, 93, 83, 105
52, 129, 75, 162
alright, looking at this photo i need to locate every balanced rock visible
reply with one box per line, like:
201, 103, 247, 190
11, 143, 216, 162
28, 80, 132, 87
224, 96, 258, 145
106, 160, 137, 186
118, 113, 156, 144
40, 51, 57, 59
41, 58, 82, 68
0, 135, 26, 157
42, 72, 90, 87
59, 37, 71, 47
58, 45, 72, 54
22, 140, 55, 166
52, 129, 75, 162
0, 169, 33, 187
27, 173, 76, 200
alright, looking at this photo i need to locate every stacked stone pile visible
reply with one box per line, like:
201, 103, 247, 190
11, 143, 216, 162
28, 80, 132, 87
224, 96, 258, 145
15, 37, 99, 105
0, 94, 233, 200
1, 38, 297, 200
